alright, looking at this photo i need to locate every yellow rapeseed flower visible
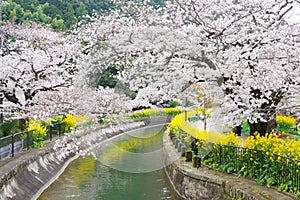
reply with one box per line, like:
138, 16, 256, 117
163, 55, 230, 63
168, 113, 300, 162
276, 115, 297, 127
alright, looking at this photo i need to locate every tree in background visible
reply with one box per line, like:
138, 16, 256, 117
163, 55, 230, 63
29, 86, 114, 119
1, 0, 167, 30
0, 0, 104, 29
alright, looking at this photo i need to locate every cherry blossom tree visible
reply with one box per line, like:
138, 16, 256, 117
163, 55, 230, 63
1, 0, 298, 135
0, 22, 76, 118
28, 86, 114, 119
73, 10, 221, 107
164, 0, 300, 135
74, 0, 300, 135
0, 22, 114, 120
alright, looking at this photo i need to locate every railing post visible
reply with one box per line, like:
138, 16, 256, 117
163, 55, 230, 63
11, 133, 14, 157
219, 145, 222, 166
185, 151, 193, 162
27, 131, 30, 150
58, 123, 62, 137
49, 124, 53, 141
193, 155, 201, 168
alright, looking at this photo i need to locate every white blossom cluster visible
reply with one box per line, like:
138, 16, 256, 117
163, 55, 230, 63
1, 0, 299, 129
73, 0, 300, 126
0, 22, 115, 119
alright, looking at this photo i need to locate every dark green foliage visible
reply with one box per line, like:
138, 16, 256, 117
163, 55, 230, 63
163, 100, 179, 108
97, 66, 137, 99
2, 0, 116, 30
0, 120, 21, 137
277, 123, 298, 135
242, 121, 250, 135
2, 0, 167, 30
146, 0, 166, 8
98, 66, 119, 88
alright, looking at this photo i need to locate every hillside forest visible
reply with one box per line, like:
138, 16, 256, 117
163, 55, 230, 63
0, 0, 165, 30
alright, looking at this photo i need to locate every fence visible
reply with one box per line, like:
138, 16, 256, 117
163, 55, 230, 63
0, 123, 64, 161
46, 123, 64, 141
206, 144, 300, 191
172, 129, 300, 193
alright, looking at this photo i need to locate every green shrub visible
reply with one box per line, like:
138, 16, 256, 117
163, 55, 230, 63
0, 120, 22, 137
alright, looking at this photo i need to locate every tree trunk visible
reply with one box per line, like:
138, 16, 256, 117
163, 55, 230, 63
249, 119, 276, 136
0, 95, 3, 123
19, 118, 27, 131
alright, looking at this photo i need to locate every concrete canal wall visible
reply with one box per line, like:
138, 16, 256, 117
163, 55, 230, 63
0, 116, 172, 200
0, 120, 151, 200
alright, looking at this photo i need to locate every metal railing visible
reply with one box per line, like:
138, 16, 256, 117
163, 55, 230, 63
0, 131, 29, 160
0, 122, 64, 161
47, 123, 64, 141
172, 129, 300, 192
204, 144, 300, 190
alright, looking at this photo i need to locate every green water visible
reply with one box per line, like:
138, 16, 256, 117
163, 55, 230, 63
39, 125, 181, 200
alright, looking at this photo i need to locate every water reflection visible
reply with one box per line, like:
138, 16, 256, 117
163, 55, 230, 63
39, 125, 181, 200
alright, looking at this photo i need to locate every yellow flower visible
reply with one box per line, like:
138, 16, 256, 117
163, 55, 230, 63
27, 119, 47, 148
276, 115, 297, 127
27, 119, 47, 136
168, 113, 300, 162
277, 156, 281, 161
63, 114, 76, 127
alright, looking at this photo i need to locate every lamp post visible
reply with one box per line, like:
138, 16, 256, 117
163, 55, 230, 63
184, 97, 188, 122
193, 65, 207, 133
202, 96, 207, 134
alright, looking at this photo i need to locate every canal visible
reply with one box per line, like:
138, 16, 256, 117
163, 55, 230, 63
38, 125, 181, 200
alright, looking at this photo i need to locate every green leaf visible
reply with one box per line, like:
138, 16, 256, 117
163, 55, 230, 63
257, 179, 265, 185
266, 177, 276, 187
227, 166, 234, 173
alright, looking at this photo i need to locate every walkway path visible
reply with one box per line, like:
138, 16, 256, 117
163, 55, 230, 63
0, 138, 56, 191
